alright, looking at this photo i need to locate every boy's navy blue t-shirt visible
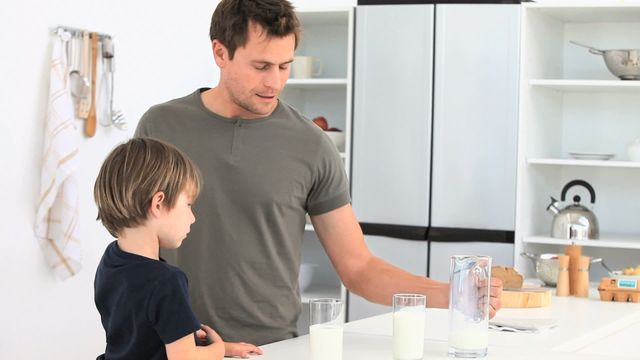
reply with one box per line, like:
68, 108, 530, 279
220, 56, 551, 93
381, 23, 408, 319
94, 241, 201, 359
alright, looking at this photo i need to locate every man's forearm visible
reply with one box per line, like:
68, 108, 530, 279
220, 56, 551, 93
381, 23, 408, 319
345, 256, 450, 308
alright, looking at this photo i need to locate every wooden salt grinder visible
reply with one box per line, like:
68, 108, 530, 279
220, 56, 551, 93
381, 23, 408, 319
556, 255, 570, 297
564, 244, 582, 295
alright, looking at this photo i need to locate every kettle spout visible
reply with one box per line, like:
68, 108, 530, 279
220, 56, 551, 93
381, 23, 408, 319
546, 196, 560, 215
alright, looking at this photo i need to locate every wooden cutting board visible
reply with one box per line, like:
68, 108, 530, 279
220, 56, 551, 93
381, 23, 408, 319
501, 288, 552, 308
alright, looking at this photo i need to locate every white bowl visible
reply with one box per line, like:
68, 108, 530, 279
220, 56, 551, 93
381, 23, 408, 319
324, 131, 345, 150
299, 263, 318, 292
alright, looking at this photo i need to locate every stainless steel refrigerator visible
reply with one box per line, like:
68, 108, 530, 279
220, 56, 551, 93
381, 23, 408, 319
349, 1, 520, 321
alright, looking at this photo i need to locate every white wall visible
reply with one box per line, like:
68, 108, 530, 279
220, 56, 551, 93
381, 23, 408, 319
0, 0, 353, 358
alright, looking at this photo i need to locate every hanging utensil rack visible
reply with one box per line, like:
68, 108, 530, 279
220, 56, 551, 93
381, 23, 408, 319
52, 25, 111, 41
52, 25, 126, 134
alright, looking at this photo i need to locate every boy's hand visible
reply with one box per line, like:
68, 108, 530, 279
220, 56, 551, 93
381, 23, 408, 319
225, 342, 264, 358
196, 324, 224, 346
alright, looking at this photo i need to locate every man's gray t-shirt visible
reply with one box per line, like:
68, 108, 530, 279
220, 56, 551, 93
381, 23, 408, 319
135, 88, 350, 345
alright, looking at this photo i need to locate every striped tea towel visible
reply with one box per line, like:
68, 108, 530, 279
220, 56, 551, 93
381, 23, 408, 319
34, 30, 82, 280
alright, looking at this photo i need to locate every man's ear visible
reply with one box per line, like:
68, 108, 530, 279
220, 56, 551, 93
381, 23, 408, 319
212, 39, 229, 68
149, 191, 165, 217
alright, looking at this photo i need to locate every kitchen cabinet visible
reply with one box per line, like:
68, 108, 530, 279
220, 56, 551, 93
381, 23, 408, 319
515, 3, 640, 279
431, 4, 520, 232
281, 8, 354, 335
428, 3, 520, 279
351, 4, 434, 227
349, 3, 433, 323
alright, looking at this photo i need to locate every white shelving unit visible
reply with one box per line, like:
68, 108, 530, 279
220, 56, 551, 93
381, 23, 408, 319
515, 2, 640, 279
528, 158, 640, 168
524, 235, 640, 250
281, 8, 353, 161
530, 79, 640, 92
284, 8, 354, 335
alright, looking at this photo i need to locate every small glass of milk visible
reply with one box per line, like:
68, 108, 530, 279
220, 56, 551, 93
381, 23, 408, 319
392, 293, 426, 360
309, 298, 344, 360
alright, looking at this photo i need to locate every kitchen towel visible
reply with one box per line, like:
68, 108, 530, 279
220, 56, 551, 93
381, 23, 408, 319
34, 30, 82, 280
489, 318, 558, 334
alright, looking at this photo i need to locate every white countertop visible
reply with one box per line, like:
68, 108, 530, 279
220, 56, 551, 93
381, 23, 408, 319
259, 294, 640, 359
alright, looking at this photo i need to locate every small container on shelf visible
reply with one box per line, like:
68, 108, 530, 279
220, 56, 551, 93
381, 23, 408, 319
628, 138, 640, 161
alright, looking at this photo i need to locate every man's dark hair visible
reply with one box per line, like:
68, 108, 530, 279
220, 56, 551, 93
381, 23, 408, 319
209, 0, 301, 59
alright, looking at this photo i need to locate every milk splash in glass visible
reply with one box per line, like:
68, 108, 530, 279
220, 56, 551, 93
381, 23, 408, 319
309, 298, 344, 360
448, 255, 492, 358
393, 293, 426, 360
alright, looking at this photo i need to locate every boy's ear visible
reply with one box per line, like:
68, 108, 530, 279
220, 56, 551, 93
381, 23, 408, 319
149, 191, 165, 217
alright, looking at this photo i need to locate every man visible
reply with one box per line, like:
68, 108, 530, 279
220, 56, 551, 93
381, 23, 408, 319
135, 0, 502, 346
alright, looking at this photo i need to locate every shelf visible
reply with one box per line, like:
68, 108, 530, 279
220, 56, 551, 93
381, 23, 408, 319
524, 3, 640, 23
301, 285, 342, 304
524, 235, 640, 250
528, 158, 640, 168
286, 78, 348, 89
530, 79, 640, 93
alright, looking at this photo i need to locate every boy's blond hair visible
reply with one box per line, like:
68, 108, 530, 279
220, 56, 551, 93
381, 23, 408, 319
94, 137, 202, 238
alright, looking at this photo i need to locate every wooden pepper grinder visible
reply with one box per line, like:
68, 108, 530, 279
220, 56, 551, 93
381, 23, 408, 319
556, 255, 570, 296
564, 244, 582, 295
575, 255, 590, 298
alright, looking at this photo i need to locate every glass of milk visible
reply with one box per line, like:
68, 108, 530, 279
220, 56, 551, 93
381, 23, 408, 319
448, 255, 492, 358
309, 298, 344, 360
392, 293, 426, 360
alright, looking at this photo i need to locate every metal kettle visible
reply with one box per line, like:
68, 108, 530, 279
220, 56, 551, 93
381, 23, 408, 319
546, 179, 599, 240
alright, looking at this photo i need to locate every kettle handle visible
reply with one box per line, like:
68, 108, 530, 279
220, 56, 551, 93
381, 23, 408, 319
560, 179, 596, 204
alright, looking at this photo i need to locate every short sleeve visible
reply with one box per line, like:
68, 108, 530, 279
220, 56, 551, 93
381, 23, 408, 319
306, 135, 351, 216
147, 270, 201, 344
134, 108, 156, 138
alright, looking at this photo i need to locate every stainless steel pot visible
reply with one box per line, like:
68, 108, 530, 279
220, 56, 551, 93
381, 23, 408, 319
521, 252, 603, 287
571, 40, 640, 80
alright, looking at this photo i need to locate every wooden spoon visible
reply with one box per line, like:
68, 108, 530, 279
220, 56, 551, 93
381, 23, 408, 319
86, 32, 98, 137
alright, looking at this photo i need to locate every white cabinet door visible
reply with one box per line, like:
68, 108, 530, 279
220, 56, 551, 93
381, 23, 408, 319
429, 241, 514, 282
431, 4, 520, 231
348, 235, 428, 322
352, 5, 434, 227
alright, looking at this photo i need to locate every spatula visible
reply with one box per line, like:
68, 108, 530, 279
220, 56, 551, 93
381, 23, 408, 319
85, 32, 98, 137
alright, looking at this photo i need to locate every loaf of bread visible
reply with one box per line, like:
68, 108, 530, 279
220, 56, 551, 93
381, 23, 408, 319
492, 266, 524, 289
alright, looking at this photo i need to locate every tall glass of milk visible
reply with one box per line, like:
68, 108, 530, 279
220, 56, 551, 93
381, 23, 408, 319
392, 293, 426, 360
448, 255, 492, 358
309, 298, 344, 360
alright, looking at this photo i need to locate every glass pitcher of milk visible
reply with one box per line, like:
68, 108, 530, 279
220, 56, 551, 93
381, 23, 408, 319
448, 255, 492, 358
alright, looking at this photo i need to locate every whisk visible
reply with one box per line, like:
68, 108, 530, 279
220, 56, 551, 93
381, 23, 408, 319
112, 109, 127, 130
100, 37, 127, 130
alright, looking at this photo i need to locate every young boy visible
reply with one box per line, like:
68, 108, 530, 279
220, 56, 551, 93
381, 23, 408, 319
93, 137, 262, 359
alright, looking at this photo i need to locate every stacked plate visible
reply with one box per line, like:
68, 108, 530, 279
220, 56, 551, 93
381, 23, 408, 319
569, 152, 615, 161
